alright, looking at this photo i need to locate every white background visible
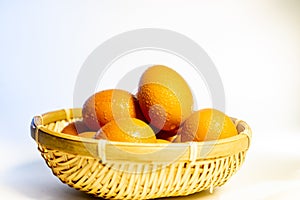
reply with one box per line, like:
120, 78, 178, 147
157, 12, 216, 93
0, 0, 300, 199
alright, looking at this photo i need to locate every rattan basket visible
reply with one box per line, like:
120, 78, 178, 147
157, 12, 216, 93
30, 108, 251, 199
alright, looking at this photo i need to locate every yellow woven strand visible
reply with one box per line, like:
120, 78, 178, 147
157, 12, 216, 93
64, 108, 71, 122
98, 140, 107, 164
188, 142, 198, 163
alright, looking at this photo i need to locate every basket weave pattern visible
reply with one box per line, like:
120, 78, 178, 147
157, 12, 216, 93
31, 109, 251, 199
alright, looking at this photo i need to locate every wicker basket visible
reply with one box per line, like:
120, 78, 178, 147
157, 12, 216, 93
30, 108, 251, 199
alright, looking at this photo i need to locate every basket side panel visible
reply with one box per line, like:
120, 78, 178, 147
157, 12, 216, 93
37, 143, 247, 199
33, 114, 250, 199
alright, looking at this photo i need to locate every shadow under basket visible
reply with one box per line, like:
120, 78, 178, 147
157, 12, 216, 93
30, 108, 252, 199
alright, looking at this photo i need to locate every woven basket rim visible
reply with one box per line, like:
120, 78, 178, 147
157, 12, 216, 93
30, 108, 251, 163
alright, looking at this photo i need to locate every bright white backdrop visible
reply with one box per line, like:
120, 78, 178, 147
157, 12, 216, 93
0, 0, 299, 199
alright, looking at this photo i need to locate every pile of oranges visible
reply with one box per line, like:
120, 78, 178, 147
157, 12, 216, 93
61, 65, 238, 143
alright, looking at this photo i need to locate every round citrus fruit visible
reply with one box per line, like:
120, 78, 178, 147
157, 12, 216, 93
61, 121, 90, 136
82, 89, 144, 131
95, 118, 156, 143
180, 108, 238, 142
137, 65, 193, 132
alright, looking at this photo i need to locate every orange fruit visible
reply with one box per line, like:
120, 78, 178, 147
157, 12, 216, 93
94, 118, 156, 143
82, 89, 144, 131
137, 65, 193, 132
180, 108, 238, 142
61, 121, 90, 136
